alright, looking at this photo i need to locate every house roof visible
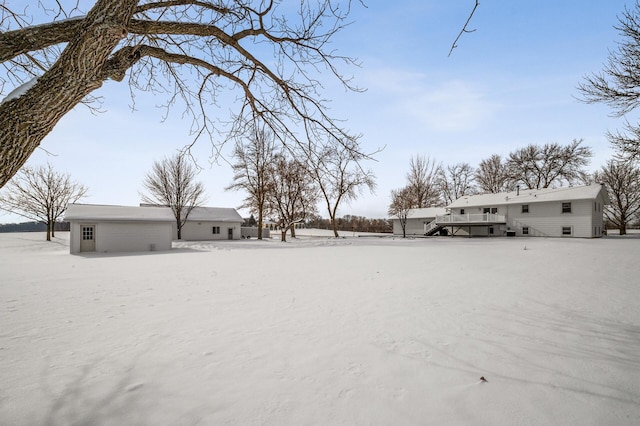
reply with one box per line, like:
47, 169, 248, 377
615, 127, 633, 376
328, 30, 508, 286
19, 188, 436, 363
401, 207, 448, 220
65, 204, 245, 223
447, 184, 609, 209
65, 203, 175, 222
186, 207, 243, 222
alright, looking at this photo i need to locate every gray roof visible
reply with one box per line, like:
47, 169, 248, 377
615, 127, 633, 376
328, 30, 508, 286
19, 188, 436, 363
65, 204, 175, 222
186, 207, 243, 222
447, 184, 609, 209
65, 204, 244, 223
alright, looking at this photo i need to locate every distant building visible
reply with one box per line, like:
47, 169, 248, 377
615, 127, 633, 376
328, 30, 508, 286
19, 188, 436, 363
65, 203, 244, 254
392, 184, 610, 238
440, 184, 609, 238
177, 206, 243, 241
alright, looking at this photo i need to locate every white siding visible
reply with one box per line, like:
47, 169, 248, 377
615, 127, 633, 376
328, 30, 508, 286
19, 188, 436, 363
393, 218, 435, 236
97, 222, 172, 252
591, 193, 606, 237
69, 222, 82, 253
180, 221, 242, 240
506, 200, 594, 238
69, 221, 172, 253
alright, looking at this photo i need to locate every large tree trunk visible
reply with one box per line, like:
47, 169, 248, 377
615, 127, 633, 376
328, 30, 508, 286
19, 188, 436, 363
0, 0, 138, 188
619, 223, 627, 235
45, 220, 51, 241
257, 208, 263, 240
290, 224, 296, 238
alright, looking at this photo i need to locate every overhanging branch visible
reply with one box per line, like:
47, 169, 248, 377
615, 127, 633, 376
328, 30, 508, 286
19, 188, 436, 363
449, 0, 479, 57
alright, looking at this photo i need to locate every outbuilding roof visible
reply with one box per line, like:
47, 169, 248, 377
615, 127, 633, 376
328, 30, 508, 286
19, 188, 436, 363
447, 184, 609, 209
186, 207, 244, 222
65, 204, 245, 223
65, 204, 175, 222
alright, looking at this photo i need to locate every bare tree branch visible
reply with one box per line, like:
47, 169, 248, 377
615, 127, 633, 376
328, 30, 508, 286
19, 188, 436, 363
0, 1, 366, 189
449, 0, 479, 57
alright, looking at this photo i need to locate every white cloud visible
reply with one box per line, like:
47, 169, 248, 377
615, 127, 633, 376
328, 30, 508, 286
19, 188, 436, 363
362, 69, 499, 132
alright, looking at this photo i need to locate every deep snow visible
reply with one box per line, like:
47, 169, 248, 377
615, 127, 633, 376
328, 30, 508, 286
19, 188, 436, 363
1, 231, 639, 425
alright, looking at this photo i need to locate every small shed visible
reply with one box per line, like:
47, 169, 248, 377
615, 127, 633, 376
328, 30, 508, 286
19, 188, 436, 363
65, 204, 174, 254
179, 207, 244, 240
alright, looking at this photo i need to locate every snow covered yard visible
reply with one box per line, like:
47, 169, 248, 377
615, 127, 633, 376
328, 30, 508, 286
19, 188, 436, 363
1, 232, 639, 425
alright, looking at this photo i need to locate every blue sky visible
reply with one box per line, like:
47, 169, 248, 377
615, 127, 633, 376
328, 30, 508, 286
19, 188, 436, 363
0, 1, 634, 223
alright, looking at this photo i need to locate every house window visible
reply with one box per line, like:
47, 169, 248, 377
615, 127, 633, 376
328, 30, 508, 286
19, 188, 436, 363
82, 226, 94, 240
460, 209, 465, 214
212, 226, 221, 234
562, 226, 572, 236
483, 207, 498, 214
562, 202, 572, 213
522, 204, 529, 213
522, 226, 529, 235
489, 227, 494, 234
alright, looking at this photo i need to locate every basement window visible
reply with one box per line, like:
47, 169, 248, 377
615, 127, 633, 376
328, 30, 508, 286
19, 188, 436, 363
522, 226, 529, 235
562, 226, 572, 236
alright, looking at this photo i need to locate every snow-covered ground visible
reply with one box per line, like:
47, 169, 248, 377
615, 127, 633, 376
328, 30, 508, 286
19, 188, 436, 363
1, 231, 639, 425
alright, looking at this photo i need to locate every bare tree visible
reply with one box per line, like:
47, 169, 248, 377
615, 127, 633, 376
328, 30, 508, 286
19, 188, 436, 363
268, 154, 318, 242
578, 2, 640, 116
226, 125, 276, 240
475, 154, 513, 194
506, 140, 593, 189
0, 163, 88, 241
606, 121, 640, 162
578, 3, 640, 160
388, 186, 413, 238
405, 154, 442, 208
140, 153, 206, 240
0, 1, 364, 189
309, 143, 376, 237
438, 162, 476, 205
594, 160, 640, 235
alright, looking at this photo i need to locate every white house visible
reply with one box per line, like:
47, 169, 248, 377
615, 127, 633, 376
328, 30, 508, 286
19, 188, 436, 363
65, 204, 174, 254
178, 206, 243, 241
65, 204, 245, 254
391, 207, 448, 236
435, 184, 609, 238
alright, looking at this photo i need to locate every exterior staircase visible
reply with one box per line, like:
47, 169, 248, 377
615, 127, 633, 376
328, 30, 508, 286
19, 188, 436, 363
424, 219, 444, 236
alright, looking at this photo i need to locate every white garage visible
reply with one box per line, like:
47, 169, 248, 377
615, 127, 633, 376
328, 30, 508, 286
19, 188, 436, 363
65, 204, 174, 254
178, 207, 244, 241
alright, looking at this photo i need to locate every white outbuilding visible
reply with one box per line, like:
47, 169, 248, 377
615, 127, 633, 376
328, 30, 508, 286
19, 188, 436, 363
178, 206, 244, 241
65, 204, 174, 254
65, 204, 246, 254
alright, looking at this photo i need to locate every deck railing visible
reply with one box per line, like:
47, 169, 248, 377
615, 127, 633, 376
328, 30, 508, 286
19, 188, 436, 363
435, 213, 506, 224
424, 219, 440, 234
